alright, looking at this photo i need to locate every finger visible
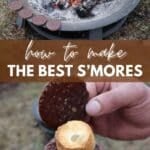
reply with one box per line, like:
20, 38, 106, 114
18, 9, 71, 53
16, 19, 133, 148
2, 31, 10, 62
86, 82, 97, 99
95, 82, 110, 93
86, 83, 148, 117
86, 82, 107, 99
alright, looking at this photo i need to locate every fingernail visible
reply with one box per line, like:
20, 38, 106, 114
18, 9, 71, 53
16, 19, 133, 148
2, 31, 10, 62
86, 99, 102, 116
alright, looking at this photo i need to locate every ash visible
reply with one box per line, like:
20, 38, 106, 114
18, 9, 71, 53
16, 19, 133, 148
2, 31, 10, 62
28, 0, 124, 21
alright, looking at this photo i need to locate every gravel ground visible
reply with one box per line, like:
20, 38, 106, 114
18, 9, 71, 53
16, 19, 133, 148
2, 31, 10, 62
0, 0, 149, 39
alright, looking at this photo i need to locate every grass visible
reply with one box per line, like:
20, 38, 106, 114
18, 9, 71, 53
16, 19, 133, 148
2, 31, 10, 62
0, 0, 149, 39
0, 1, 25, 39
0, 83, 45, 150
108, 0, 150, 39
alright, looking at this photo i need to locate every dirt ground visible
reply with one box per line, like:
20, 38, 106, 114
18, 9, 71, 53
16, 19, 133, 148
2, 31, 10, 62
0, 0, 149, 39
0, 83, 150, 150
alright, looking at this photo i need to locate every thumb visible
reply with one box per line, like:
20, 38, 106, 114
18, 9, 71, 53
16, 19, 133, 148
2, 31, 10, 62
86, 83, 147, 117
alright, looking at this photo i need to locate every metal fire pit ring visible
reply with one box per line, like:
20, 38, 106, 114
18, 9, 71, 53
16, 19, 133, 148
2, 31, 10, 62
9, 0, 140, 32
24, 16, 127, 39
55, 0, 140, 31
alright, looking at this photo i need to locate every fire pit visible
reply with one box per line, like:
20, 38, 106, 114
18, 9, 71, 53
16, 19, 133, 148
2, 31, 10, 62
8, 0, 140, 39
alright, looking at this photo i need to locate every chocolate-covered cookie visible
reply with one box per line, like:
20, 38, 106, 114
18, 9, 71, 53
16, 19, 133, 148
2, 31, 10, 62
39, 82, 89, 129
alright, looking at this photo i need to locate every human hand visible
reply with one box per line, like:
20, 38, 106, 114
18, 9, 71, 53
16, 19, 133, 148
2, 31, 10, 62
86, 82, 150, 140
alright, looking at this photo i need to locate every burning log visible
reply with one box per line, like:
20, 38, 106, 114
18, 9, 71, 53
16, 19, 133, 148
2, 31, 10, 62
43, 0, 100, 18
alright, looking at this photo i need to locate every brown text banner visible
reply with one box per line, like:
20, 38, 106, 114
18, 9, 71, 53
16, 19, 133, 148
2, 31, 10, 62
0, 40, 149, 82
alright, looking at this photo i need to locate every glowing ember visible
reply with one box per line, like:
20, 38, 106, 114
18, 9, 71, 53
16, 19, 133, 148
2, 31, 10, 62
28, 0, 124, 21
42, 0, 100, 18
44, 0, 97, 9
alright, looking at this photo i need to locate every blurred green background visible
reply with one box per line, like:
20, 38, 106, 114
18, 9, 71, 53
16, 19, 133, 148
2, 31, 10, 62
0, 83, 150, 150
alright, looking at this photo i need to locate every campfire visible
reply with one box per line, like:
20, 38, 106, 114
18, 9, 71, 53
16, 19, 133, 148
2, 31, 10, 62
8, 0, 140, 39
28, 0, 116, 21
40, 0, 111, 18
